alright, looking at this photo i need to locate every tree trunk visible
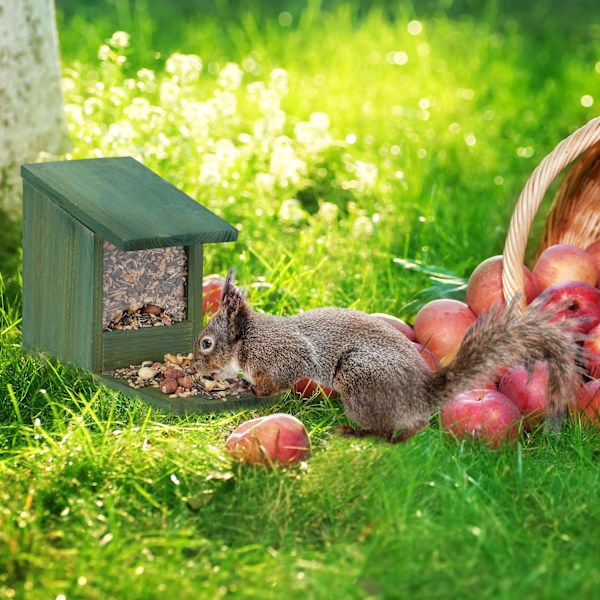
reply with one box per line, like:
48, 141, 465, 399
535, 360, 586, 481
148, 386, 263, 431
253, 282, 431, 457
0, 0, 70, 217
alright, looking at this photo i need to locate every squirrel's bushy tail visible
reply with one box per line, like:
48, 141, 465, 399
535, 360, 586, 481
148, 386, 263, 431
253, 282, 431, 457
425, 297, 582, 427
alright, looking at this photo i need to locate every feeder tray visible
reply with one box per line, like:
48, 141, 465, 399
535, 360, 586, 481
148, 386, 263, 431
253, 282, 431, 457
21, 156, 272, 414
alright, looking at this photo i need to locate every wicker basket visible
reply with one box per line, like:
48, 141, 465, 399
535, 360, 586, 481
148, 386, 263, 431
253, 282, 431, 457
502, 116, 600, 305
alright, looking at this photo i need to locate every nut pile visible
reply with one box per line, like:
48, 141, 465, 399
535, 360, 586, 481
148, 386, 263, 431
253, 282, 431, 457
106, 352, 252, 400
103, 241, 187, 330
106, 303, 175, 331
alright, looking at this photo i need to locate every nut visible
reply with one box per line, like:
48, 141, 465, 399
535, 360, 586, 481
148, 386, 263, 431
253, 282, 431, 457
138, 366, 158, 381
160, 378, 178, 394
144, 304, 162, 316
177, 376, 194, 390
164, 368, 185, 380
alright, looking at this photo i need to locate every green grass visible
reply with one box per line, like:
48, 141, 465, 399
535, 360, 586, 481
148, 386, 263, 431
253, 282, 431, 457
2, 1, 600, 598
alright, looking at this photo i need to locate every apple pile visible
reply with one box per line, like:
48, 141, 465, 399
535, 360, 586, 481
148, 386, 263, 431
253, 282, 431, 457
409, 242, 600, 445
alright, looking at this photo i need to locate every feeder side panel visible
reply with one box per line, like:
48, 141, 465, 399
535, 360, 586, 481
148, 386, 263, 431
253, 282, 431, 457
187, 243, 204, 337
22, 185, 99, 371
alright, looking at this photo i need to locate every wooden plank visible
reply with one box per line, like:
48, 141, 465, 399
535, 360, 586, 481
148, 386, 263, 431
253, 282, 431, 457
97, 374, 276, 415
21, 157, 238, 251
22, 185, 97, 371
186, 243, 204, 341
102, 321, 196, 371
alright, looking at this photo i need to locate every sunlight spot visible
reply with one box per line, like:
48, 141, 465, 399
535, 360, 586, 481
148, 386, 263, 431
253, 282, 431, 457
418, 98, 430, 110
135, 566, 145, 575
387, 51, 408, 65
449, 122, 461, 134
407, 20, 423, 35
516, 146, 534, 158
417, 148, 428, 158
77, 576, 88, 586
390, 145, 401, 155
56, 595, 67, 600
417, 43, 431, 57
278, 11, 293, 27
297, 571, 306, 580
170, 474, 181, 485
494, 176, 504, 185
464, 134, 477, 147
469, 526, 482, 537
99, 533, 113, 547
345, 133, 357, 144
415, 509, 422, 518
207, 61, 220, 75
40, 389, 47, 395
457, 88, 475, 100
581, 94, 594, 107
395, 170, 404, 179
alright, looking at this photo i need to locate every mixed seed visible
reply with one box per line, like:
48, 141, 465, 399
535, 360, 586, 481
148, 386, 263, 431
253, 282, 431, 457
103, 241, 187, 330
106, 352, 252, 400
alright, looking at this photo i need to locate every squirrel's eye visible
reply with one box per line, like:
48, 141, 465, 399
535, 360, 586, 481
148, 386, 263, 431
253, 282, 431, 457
201, 337, 213, 351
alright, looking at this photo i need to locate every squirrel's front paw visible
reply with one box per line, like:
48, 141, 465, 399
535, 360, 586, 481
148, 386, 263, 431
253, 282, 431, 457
250, 373, 281, 397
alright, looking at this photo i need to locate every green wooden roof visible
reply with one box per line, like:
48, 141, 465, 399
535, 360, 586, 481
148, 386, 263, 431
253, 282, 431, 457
21, 157, 238, 251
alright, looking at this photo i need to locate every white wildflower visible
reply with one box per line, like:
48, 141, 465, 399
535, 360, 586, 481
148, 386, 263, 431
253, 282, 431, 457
352, 215, 374, 237
318, 201, 339, 222
269, 136, 306, 187
109, 31, 130, 49
278, 199, 307, 224
295, 112, 333, 154
218, 62, 244, 90
165, 53, 203, 84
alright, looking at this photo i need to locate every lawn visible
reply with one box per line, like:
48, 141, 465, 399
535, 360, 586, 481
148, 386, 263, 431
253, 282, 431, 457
1, 1, 599, 598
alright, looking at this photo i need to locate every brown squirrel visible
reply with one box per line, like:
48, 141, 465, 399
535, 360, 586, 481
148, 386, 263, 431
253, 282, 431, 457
193, 271, 581, 441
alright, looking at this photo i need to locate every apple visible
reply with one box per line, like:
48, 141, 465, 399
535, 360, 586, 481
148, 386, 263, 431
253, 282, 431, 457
412, 342, 439, 371
498, 361, 551, 427
583, 323, 600, 378
536, 280, 600, 334
202, 274, 226, 317
532, 244, 598, 291
413, 299, 477, 363
466, 255, 539, 315
440, 388, 522, 448
293, 378, 337, 399
585, 240, 600, 281
371, 313, 416, 341
574, 380, 600, 425
225, 413, 311, 466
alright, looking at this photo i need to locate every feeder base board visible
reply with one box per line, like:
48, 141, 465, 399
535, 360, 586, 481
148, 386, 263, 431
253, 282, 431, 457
96, 373, 277, 414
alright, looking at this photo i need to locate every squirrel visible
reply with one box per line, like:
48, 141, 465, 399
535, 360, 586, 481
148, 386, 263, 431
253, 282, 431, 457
193, 271, 581, 441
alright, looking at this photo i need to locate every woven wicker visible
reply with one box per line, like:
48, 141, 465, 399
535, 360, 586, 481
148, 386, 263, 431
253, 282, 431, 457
502, 116, 600, 305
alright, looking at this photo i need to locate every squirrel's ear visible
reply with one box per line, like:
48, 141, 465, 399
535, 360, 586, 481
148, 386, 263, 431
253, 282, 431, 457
220, 268, 250, 339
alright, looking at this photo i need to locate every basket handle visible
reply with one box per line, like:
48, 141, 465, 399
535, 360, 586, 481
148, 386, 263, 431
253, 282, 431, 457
502, 116, 600, 306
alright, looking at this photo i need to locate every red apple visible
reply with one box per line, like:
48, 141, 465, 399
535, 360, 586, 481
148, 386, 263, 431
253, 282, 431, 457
574, 380, 600, 425
583, 323, 600, 378
292, 378, 337, 399
498, 361, 551, 427
371, 313, 416, 341
225, 413, 311, 466
532, 244, 598, 291
413, 299, 477, 363
536, 280, 600, 334
202, 274, 226, 317
412, 342, 439, 371
585, 240, 600, 282
440, 388, 522, 448
466, 255, 539, 315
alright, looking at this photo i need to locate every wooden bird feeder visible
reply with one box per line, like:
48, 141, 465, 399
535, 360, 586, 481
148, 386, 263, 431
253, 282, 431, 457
21, 156, 265, 413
